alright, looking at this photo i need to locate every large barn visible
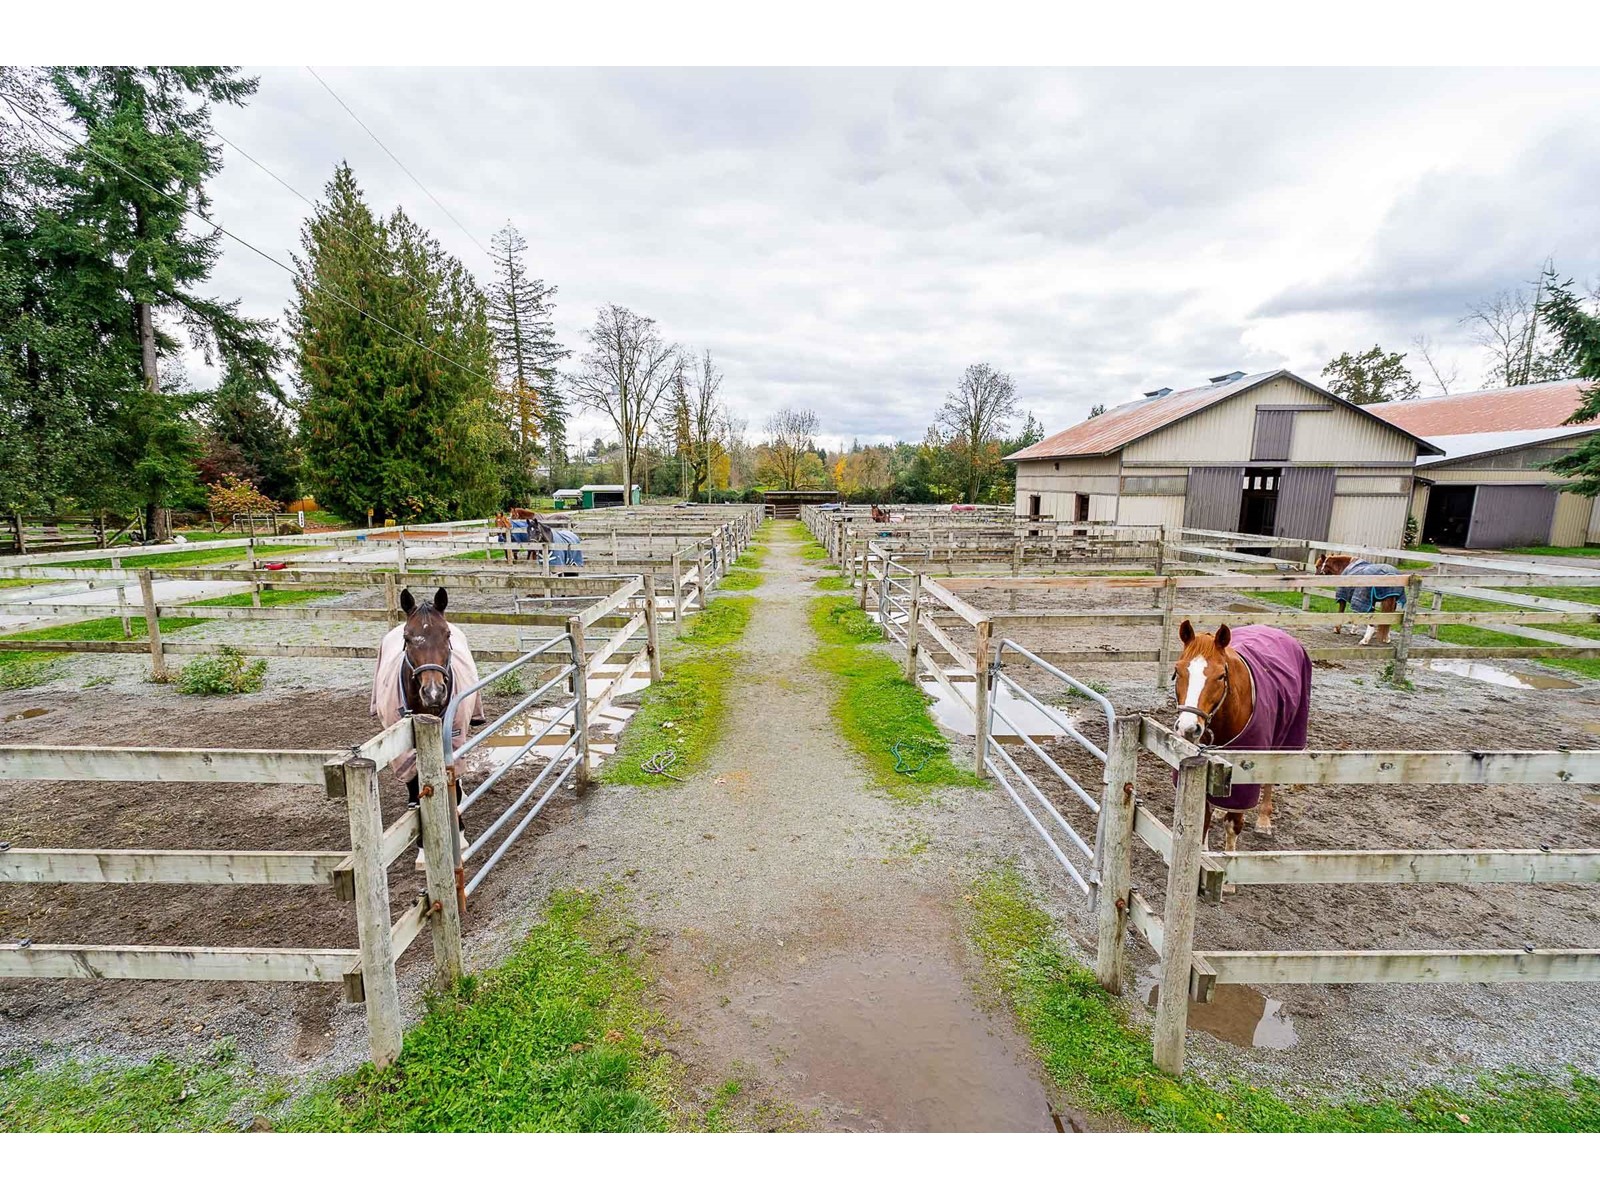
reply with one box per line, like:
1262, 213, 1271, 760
1366, 380, 1599, 549
1008, 369, 1439, 545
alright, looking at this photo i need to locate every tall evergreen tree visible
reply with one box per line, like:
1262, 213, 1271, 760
1540, 276, 1600, 494
290, 164, 508, 522
203, 359, 300, 501
487, 222, 568, 486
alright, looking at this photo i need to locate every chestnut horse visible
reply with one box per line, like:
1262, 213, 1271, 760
1172, 620, 1312, 859
1314, 553, 1406, 646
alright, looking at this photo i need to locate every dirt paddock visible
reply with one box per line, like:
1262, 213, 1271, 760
941, 578, 1600, 1090
0, 682, 588, 1078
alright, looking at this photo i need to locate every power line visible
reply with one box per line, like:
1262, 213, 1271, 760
2, 92, 499, 389
305, 66, 492, 259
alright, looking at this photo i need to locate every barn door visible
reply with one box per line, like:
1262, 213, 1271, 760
1466, 485, 1557, 549
1274, 467, 1336, 541
1183, 467, 1241, 532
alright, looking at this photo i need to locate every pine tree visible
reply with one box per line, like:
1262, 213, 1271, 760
290, 164, 509, 522
1540, 276, 1600, 494
204, 359, 300, 501
487, 222, 568, 486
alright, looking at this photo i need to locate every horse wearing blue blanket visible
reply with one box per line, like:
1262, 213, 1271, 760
1315, 553, 1406, 647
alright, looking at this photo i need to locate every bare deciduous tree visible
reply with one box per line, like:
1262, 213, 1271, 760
1463, 272, 1576, 389
1410, 335, 1459, 396
761, 406, 820, 490
935, 362, 1020, 503
567, 305, 679, 504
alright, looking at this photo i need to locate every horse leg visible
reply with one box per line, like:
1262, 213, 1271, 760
1255, 783, 1275, 836
1222, 813, 1242, 894
1371, 597, 1396, 645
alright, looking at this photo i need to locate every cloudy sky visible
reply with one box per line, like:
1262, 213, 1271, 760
197, 66, 1600, 451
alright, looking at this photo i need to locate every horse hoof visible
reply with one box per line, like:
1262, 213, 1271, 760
1222, 882, 1237, 896
1254, 822, 1274, 837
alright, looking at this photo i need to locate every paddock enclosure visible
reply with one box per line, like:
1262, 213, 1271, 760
808, 504, 1600, 1075
0, 506, 761, 1067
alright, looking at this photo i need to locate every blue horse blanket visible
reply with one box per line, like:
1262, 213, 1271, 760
1334, 560, 1405, 613
548, 527, 583, 567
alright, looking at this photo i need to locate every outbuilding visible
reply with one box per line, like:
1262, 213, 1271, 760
579, 484, 642, 509
1368, 380, 1599, 548
1007, 370, 1439, 545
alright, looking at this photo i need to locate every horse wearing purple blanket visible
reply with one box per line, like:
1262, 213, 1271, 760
1170, 621, 1312, 865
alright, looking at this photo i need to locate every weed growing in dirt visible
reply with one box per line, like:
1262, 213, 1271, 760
734, 543, 769, 570
968, 868, 1600, 1132
0, 657, 59, 690
808, 596, 975, 798
800, 544, 830, 560
0, 1039, 287, 1132
285, 891, 673, 1131
604, 597, 751, 786
175, 646, 268, 695
719, 569, 762, 591
80, 675, 113, 688
487, 668, 526, 698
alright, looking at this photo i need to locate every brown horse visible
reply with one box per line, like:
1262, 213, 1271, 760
394, 586, 469, 855
870, 504, 888, 523
1172, 620, 1313, 856
1314, 552, 1405, 645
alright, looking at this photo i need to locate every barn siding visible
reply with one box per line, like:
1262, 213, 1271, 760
1328, 494, 1409, 546
1183, 466, 1241, 531
1275, 467, 1336, 540
1466, 485, 1559, 549
1251, 409, 1296, 460
1551, 492, 1592, 548
1118, 494, 1187, 529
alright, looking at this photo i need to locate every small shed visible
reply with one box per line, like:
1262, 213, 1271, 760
551, 488, 584, 510
760, 490, 839, 519
580, 484, 641, 509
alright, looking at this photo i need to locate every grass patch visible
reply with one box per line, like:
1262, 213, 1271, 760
0, 1040, 287, 1132
800, 543, 830, 560
70, 544, 330, 571
1500, 544, 1600, 558
1255, 589, 1600, 680
603, 596, 753, 786
808, 596, 975, 797
284, 891, 672, 1131
719, 569, 762, 591
814, 574, 850, 591
969, 868, 1600, 1132
734, 543, 769, 570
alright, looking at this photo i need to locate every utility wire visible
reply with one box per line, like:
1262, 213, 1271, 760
3, 92, 499, 388
305, 66, 492, 259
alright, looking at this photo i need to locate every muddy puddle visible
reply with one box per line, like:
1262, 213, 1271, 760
1140, 970, 1298, 1050
1427, 659, 1579, 690
919, 676, 1076, 741
702, 950, 1057, 1131
2, 708, 52, 723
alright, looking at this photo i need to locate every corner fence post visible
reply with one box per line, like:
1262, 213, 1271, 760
1390, 574, 1424, 684
138, 568, 166, 682
904, 573, 923, 682
1156, 576, 1177, 689
413, 716, 464, 987
568, 616, 591, 788
1153, 756, 1208, 1076
973, 618, 995, 778
671, 551, 684, 622
344, 756, 403, 1067
1094, 715, 1141, 994
643, 572, 662, 683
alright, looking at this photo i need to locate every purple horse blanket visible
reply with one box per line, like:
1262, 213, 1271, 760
1210, 624, 1312, 811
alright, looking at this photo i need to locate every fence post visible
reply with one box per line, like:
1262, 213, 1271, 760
877, 555, 890, 625
1428, 587, 1443, 636
1156, 576, 1178, 689
1391, 575, 1424, 685
384, 575, 401, 623
1093, 716, 1140, 994
1153, 756, 1208, 1076
138, 569, 167, 682
397, 531, 408, 575
904, 573, 923, 682
671, 552, 684, 622
1153, 531, 1165, 576
113, 556, 132, 638
857, 545, 873, 611
643, 572, 662, 684
413, 716, 464, 987
568, 616, 591, 788
343, 756, 404, 1068
973, 618, 994, 778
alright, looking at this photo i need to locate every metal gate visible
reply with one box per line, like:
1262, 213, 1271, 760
981, 641, 1115, 896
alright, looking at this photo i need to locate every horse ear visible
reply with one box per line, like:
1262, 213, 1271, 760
399, 588, 416, 616
1216, 623, 1231, 650
1314, 554, 1327, 574
433, 587, 448, 613
1178, 619, 1194, 645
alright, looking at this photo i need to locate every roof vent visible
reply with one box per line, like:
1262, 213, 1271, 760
1142, 387, 1173, 399
1209, 370, 1246, 384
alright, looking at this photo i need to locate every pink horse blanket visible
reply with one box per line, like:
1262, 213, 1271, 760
370, 622, 484, 782
1211, 625, 1312, 811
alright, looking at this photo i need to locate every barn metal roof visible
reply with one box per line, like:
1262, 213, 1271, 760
1008, 369, 1441, 462
1418, 426, 1592, 467
1367, 379, 1598, 436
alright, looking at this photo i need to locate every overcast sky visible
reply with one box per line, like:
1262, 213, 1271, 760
198, 66, 1600, 451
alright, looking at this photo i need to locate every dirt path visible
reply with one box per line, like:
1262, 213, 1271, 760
492, 523, 1060, 1131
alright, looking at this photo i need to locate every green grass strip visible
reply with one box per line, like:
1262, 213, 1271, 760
67, 544, 331, 571
719, 569, 762, 591
602, 596, 754, 786
814, 574, 850, 591
284, 891, 672, 1131
808, 596, 975, 798
969, 868, 1600, 1132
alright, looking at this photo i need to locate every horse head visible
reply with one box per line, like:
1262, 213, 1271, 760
399, 586, 452, 716
1173, 619, 1236, 742
1315, 553, 1356, 576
